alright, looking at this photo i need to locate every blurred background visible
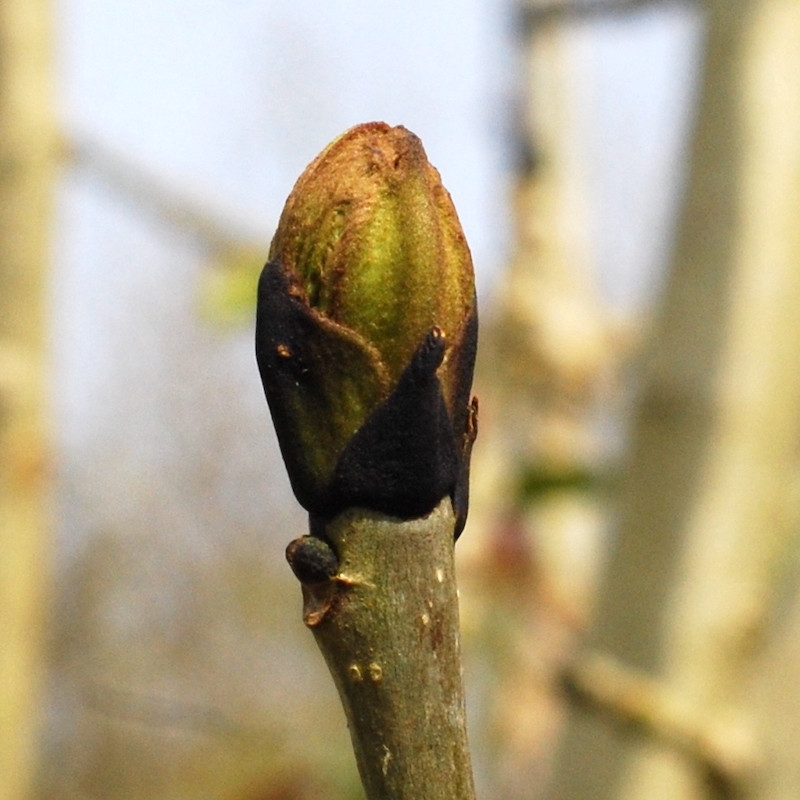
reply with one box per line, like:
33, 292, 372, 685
4, 1, 800, 799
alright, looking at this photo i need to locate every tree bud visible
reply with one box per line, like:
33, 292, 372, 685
256, 122, 477, 535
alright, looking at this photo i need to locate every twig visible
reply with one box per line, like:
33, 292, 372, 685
65, 135, 264, 254
287, 499, 476, 800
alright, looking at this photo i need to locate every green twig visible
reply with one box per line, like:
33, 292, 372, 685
287, 499, 476, 800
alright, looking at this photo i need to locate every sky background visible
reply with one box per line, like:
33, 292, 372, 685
55, 0, 701, 310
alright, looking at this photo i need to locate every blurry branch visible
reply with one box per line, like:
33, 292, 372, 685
562, 652, 758, 794
0, 2, 57, 799
549, 2, 800, 800
459, 4, 621, 796
520, 0, 695, 28
82, 682, 273, 743
66, 136, 264, 253
65, 136, 266, 324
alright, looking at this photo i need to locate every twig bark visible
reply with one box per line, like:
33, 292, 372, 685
287, 498, 476, 800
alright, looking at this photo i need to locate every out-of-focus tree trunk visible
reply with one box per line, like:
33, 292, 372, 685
550, 2, 800, 799
0, 2, 56, 798
462, 12, 616, 799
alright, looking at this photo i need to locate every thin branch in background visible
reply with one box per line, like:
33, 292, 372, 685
520, 0, 697, 29
561, 651, 759, 795
64, 135, 265, 256
82, 681, 273, 744
64, 135, 269, 324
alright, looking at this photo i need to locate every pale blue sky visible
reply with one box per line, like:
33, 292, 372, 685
57, 0, 514, 299
56, 0, 701, 309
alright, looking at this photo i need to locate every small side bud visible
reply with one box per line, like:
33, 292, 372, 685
286, 536, 339, 585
